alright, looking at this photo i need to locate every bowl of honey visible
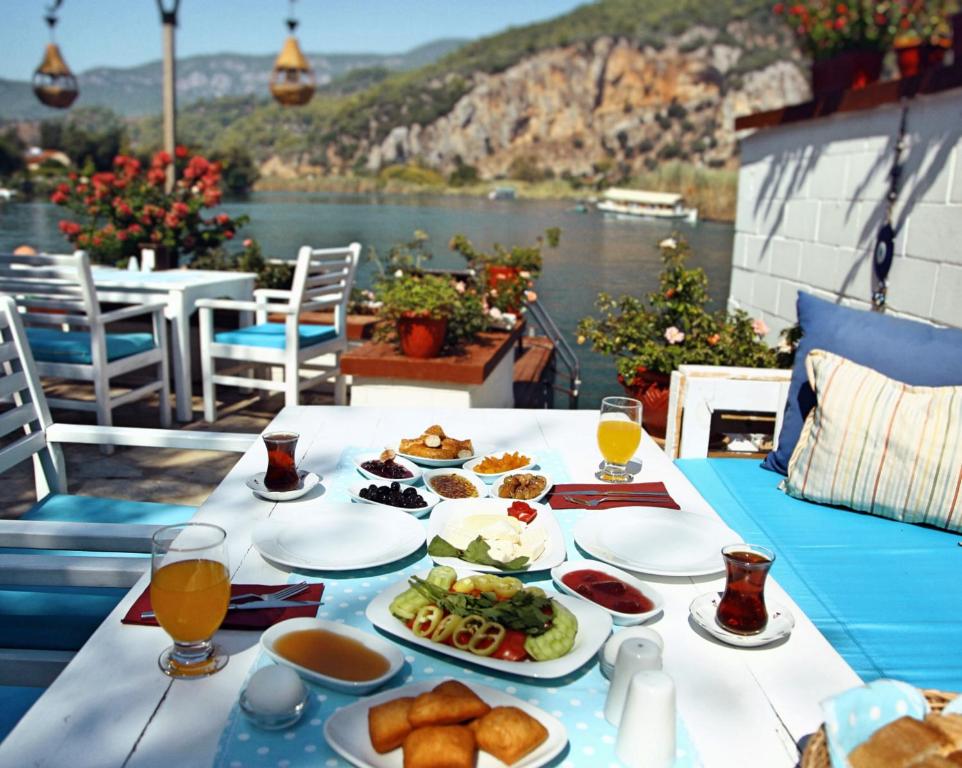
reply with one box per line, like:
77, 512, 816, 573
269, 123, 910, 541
260, 617, 405, 694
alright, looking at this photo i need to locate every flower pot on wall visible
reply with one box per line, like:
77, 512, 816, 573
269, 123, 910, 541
895, 41, 949, 78
620, 369, 671, 440
811, 50, 884, 96
397, 313, 447, 359
486, 266, 523, 313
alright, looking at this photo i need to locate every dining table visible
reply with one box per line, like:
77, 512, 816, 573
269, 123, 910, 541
91, 267, 258, 422
0, 406, 861, 768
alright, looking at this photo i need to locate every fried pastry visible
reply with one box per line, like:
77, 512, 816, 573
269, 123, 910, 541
399, 425, 473, 460
906, 757, 961, 768
849, 716, 953, 768
928, 714, 962, 746
402, 725, 476, 768
946, 751, 962, 766
368, 696, 415, 754
407, 681, 490, 727
472, 706, 549, 765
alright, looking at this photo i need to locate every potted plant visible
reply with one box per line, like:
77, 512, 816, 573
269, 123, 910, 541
577, 237, 779, 438
775, 1, 895, 95
891, 0, 952, 77
50, 146, 247, 269
374, 272, 486, 358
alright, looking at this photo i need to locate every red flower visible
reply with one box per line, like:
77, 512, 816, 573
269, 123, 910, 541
215, 213, 230, 225
147, 168, 166, 186
152, 151, 172, 167
58, 220, 81, 236
76, 234, 89, 246
773, 2, 785, 13
835, 3, 846, 13
116, 230, 127, 241
165, 212, 181, 228
50, 190, 67, 205
223, 230, 234, 240
172, 202, 189, 217
92, 236, 103, 247
174, 144, 189, 159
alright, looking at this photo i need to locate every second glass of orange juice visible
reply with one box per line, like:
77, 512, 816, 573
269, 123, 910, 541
151, 523, 230, 678
597, 396, 642, 482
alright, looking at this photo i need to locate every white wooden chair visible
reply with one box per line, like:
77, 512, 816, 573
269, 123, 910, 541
0, 294, 254, 693
0, 250, 170, 430
664, 365, 792, 459
197, 243, 360, 422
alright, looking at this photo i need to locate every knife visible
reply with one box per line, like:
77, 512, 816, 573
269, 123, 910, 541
139, 599, 323, 620
554, 489, 672, 496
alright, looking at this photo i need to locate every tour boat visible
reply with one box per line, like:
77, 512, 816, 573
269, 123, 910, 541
597, 188, 698, 223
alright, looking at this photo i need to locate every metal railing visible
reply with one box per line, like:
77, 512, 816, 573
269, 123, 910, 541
523, 297, 581, 409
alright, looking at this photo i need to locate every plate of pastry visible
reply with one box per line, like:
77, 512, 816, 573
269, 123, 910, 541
323, 678, 567, 768
397, 425, 485, 467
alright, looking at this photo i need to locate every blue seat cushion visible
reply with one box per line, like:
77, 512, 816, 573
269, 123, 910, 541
677, 458, 962, 691
0, 685, 45, 742
25, 327, 156, 365
214, 322, 337, 350
763, 292, 962, 475
23, 494, 195, 527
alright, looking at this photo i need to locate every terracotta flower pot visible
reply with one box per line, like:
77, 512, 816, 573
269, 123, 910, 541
397, 313, 447, 359
811, 50, 884, 96
895, 42, 949, 78
620, 369, 671, 440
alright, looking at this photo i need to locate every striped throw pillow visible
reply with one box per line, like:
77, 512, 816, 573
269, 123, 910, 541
785, 349, 962, 532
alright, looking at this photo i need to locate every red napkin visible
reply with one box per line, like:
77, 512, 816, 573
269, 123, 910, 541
122, 583, 325, 631
546, 482, 679, 510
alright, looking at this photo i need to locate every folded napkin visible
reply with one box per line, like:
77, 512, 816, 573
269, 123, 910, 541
546, 482, 679, 510
122, 583, 325, 631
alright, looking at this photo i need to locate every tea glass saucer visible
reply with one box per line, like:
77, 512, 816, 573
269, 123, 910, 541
246, 470, 320, 501
688, 592, 795, 648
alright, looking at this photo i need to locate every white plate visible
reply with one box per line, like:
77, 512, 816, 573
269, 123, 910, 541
353, 452, 422, 486
324, 678, 568, 768
252, 503, 425, 571
427, 499, 565, 573
397, 442, 489, 468
348, 481, 439, 518
422, 468, 489, 500
572, 507, 734, 577
490, 471, 553, 504
463, 453, 537, 483
261, 617, 405, 694
365, 569, 611, 679
246, 470, 320, 501
689, 592, 795, 647
550, 560, 664, 626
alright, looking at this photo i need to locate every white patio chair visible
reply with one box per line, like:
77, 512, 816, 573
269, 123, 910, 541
0, 294, 254, 692
0, 250, 170, 430
197, 243, 360, 422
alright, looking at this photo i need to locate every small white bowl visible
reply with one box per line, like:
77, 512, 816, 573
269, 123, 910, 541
246, 470, 320, 501
490, 470, 553, 504
348, 480, 439, 518
551, 560, 664, 626
352, 452, 422, 486
422, 468, 489, 500
462, 452, 537, 483
261, 617, 404, 694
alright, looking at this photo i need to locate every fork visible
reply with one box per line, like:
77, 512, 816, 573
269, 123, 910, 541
562, 495, 674, 508
230, 582, 309, 604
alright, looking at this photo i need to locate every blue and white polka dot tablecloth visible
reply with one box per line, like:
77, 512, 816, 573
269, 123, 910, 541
213, 449, 702, 768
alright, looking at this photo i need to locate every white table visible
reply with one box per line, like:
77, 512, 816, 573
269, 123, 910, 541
0, 408, 860, 768
92, 268, 258, 422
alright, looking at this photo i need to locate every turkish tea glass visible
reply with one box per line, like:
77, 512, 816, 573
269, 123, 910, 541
263, 431, 300, 491
596, 396, 643, 483
151, 523, 230, 678
715, 544, 775, 635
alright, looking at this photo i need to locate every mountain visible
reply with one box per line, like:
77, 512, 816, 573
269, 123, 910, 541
0, 38, 466, 121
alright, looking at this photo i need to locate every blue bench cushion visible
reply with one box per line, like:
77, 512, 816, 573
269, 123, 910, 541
214, 322, 337, 350
25, 327, 156, 365
23, 493, 195, 527
0, 685, 45, 743
676, 458, 962, 691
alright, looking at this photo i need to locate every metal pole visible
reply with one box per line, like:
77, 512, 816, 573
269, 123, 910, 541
157, 1, 180, 193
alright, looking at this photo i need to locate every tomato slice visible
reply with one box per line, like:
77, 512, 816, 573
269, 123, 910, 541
508, 501, 537, 524
493, 629, 528, 662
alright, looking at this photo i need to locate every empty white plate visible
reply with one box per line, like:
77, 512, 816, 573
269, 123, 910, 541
573, 507, 734, 576
689, 592, 795, 647
252, 503, 425, 571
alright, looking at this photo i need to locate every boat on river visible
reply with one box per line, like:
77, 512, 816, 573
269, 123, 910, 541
597, 188, 698, 223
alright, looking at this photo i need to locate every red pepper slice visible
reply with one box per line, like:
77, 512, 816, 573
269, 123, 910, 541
508, 500, 537, 524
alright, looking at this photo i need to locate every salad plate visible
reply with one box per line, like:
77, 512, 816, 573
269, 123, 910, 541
551, 559, 664, 626
252, 503, 425, 571
463, 453, 537, 483
348, 481, 440, 518
365, 568, 612, 679
689, 592, 795, 647
422, 468, 489, 500
573, 506, 734, 577
426, 498, 565, 573
353, 451, 422, 486
324, 678, 568, 768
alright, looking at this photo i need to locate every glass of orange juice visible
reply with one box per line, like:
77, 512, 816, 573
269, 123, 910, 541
597, 396, 643, 482
151, 523, 230, 678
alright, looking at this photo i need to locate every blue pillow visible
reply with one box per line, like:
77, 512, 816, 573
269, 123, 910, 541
763, 292, 962, 475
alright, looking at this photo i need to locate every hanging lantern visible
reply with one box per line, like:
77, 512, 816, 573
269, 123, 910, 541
33, 2, 78, 109
270, 1, 314, 107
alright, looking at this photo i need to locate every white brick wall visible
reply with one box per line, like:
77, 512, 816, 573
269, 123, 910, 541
729, 88, 962, 342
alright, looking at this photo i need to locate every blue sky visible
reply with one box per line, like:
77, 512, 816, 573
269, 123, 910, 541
1, 0, 586, 80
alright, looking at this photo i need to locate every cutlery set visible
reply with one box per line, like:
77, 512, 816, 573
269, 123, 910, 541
557, 489, 675, 507
140, 582, 315, 621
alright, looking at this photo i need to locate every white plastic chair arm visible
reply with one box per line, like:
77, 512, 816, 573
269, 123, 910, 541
0, 520, 161, 553
0, 553, 147, 588
253, 288, 293, 301
195, 298, 295, 314
98, 301, 169, 324
45, 423, 257, 453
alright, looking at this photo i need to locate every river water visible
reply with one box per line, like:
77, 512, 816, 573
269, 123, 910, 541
0, 192, 734, 409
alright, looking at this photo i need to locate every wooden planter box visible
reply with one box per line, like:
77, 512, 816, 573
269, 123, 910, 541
341, 324, 523, 408
267, 310, 380, 342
